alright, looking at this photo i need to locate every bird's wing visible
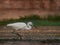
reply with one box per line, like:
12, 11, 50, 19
7, 22, 25, 26
9, 23, 26, 28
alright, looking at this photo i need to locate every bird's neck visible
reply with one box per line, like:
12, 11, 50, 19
26, 24, 32, 30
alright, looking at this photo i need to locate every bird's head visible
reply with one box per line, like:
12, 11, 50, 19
27, 22, 33, 27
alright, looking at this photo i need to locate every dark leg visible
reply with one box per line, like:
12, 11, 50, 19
13, 29, 22, 40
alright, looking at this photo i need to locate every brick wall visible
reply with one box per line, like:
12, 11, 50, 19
0, 0, 60, 20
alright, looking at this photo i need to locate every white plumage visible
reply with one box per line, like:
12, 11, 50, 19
7, 22, 33, 30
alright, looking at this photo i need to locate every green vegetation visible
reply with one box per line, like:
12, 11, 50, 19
47, 14, 60, 21
0, 14, 60, 26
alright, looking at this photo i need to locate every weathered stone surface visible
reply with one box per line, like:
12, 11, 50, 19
0, 26, 60, 40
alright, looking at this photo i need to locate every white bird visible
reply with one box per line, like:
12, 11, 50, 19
7, 22, 33, 30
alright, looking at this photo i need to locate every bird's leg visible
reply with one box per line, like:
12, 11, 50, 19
15, 32, 22, 40
12, 29, 19, 39
12, 29, 22, 40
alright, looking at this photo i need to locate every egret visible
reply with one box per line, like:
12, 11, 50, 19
7, 22, 33, 30
6, 22, 33, 39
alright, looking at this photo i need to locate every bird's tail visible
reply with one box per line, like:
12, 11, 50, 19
7, 24, 13, 26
